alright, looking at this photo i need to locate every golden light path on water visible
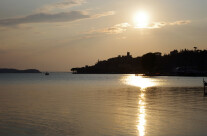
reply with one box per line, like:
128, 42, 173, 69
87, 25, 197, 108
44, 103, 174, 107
138, 93, 146, 136
123, 75, 157, 89
122, 75, 158, 136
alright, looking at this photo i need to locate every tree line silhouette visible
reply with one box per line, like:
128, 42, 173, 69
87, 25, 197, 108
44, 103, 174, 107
71, 48, 207, 76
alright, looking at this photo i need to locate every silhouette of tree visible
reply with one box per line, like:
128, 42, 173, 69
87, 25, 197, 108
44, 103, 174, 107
194, 47, 197, 51
71, 49, 207, 75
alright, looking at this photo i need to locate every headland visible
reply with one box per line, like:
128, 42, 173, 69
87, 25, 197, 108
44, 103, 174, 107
71, 48, 207, 76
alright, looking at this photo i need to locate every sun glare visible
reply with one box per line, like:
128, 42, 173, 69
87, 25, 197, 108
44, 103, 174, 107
123, 75, 156, 89
133, 11, 149, 28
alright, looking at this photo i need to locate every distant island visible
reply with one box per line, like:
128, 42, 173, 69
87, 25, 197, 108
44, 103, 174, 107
0, 68, 41, 73
71, 48, 207, 76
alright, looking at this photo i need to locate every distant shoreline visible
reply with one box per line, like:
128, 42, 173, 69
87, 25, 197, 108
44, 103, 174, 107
0, 68, 41, 73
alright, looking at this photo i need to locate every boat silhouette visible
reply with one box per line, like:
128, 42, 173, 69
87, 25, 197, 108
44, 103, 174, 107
45, 72, 49, 75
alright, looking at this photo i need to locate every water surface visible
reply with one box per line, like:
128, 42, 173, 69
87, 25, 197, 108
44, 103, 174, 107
0, 73, 207, 136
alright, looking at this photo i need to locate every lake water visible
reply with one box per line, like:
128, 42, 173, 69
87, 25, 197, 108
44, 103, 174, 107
0, 73, 207, 136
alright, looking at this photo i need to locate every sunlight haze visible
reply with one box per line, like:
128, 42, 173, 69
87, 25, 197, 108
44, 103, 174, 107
0, 0, 207, 71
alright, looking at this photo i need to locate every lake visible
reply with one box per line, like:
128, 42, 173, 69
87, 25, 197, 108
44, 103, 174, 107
0, 73, 207, 136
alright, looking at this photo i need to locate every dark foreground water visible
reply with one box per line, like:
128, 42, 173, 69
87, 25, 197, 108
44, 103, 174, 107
0, 73, 207, 136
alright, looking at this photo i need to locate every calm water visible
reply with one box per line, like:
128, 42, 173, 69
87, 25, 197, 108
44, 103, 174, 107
0, 73, 207, 136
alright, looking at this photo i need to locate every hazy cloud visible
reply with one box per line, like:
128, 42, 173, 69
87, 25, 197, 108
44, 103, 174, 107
0, 11, 90, 26
142, 20, 191, 29
169, 20, 191, 25
37, 0, 85, 12
0, 10, 115, 27
0, 0, 115, 28
86, 20, 191, 36
92, 11, 115, 18
88, 23, 130, 34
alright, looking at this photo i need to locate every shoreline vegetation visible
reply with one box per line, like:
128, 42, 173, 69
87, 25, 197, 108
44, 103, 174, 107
0, 68, 41, 73
71, 48, 207, 76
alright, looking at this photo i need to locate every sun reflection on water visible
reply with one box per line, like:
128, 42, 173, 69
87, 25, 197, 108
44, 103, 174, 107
122, 75, 157, 136
137, 92, 146, 136
123, 74, 157, 89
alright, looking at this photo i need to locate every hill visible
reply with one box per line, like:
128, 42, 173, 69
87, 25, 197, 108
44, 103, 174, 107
0, 68, 41, 73
71, 49, 207, 76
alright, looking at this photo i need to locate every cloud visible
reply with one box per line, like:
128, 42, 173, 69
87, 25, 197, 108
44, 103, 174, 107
145, 22, 167, 29
88, 23, 131, 34
85, 20, 191, 36
37, 0, 85, 12
92, 11, 115, 18
141, 20, 191, 29
0, 10, 115, 27
169, 20, 191, 25
0, 0, 115, 28
0, 11, 90, 26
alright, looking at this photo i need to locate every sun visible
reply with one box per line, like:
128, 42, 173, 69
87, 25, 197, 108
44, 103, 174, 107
133, 11, 149, 28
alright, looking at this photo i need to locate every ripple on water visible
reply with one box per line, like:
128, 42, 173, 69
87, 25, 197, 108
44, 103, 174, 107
0, 74, 207, 136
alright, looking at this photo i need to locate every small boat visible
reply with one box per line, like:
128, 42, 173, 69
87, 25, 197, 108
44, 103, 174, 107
45, 72, 49, 75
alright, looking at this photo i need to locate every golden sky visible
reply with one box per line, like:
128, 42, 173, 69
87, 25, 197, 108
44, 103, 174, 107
0, 0, 207, 71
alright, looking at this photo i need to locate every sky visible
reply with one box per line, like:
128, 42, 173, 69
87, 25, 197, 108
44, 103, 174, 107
0, 0, 207, 71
